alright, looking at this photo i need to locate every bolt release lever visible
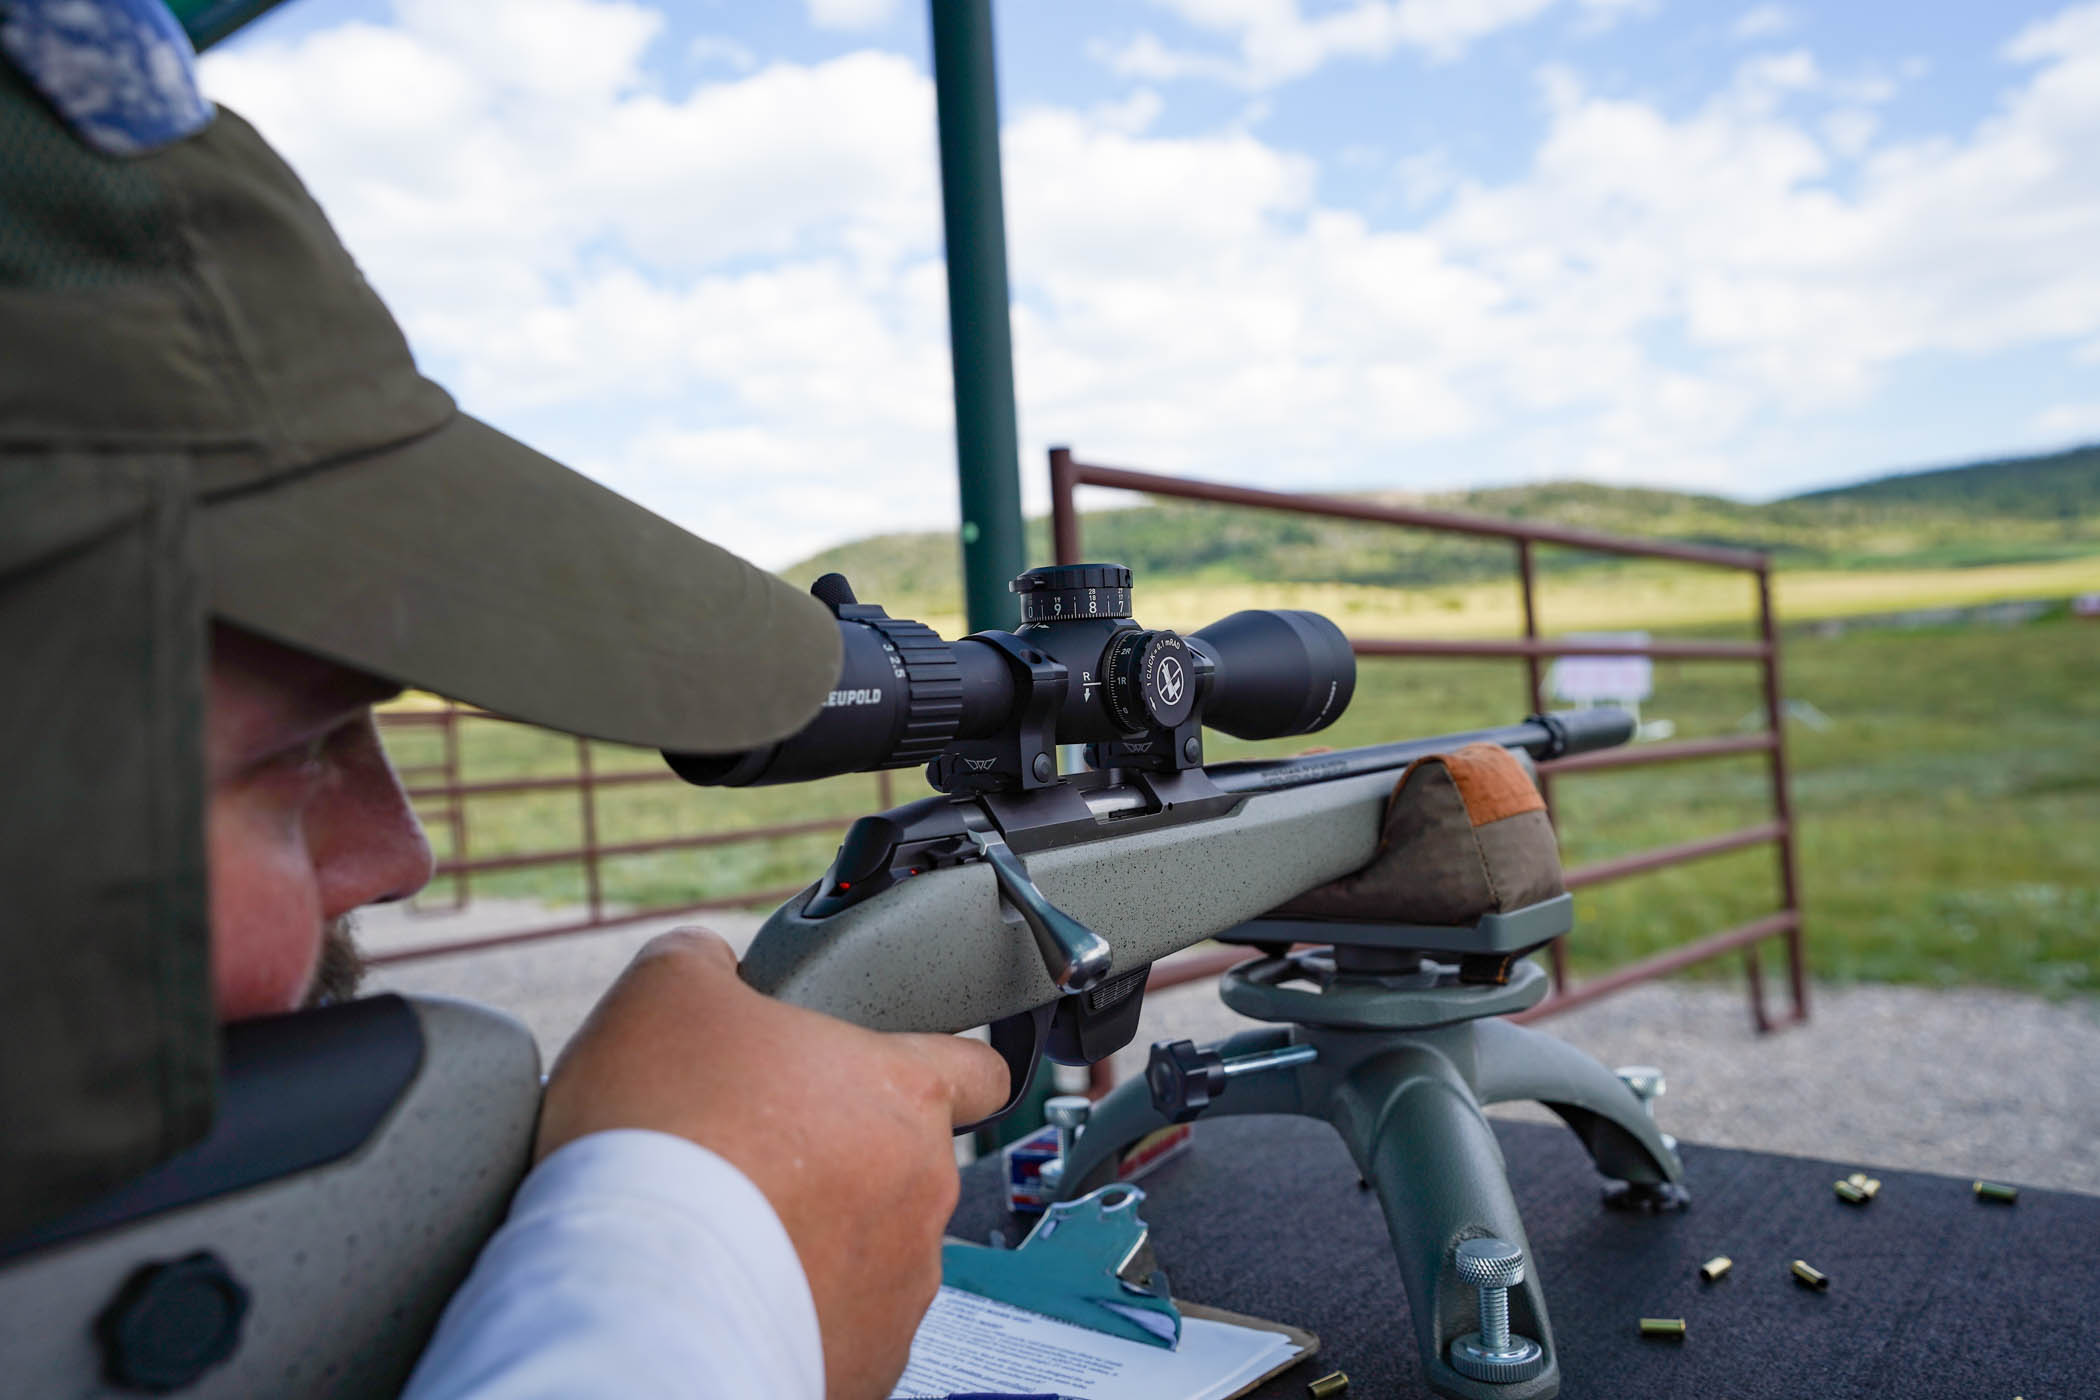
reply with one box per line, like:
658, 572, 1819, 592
970, 828, 1113, 994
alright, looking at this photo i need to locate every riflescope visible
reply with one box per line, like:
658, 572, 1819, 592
665, 563, 1356, 794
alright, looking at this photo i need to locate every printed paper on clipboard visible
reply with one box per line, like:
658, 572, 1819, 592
887, 1286, 1316, 1400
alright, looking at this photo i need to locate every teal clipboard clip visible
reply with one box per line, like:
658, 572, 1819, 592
941, 1184, 1184, 1350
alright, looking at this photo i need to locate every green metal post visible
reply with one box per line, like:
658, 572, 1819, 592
933, 8, 1056, 1154
930, 0, 1027, 634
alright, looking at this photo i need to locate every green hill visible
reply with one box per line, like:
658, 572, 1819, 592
786, 444, 2100, 615
1791, 443, 2100, 518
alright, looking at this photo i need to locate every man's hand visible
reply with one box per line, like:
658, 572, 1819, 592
536, 927, 1009, 1400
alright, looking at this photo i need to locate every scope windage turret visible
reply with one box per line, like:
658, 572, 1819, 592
663, 564, 1356, 791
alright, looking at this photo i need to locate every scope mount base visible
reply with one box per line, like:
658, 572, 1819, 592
929, 632, 1069, 795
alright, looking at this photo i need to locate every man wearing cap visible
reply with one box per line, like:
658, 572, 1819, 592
0, 5, 1003, 1396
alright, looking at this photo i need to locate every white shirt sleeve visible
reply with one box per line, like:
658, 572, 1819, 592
401, 1129, 825, 1400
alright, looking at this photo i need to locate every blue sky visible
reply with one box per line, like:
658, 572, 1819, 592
205, 1, 2100, 565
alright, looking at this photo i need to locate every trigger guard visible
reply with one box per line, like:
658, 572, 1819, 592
955, 1003, 1052, 1136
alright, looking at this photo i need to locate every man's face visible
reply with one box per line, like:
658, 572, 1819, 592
207, 625, 434, 1020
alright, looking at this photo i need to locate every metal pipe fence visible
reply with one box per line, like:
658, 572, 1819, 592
1049, 447, 1807, 1034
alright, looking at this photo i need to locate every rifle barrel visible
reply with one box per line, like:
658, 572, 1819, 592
1207, 708, 1633, 796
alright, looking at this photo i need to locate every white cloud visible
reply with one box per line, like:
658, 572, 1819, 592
396, 0, 661, 104
689, 35, 757, 73
806, 0, 895, 33
1822, 107, 1879, 157
1099, 0, 1562, 89
1038, 19, 2100, 492
1089, 87, 1166, 135
1393, 148, 1457, 208
1731, 5, 1794, 41
2005, 1, 2100, 62
1573, 0, 1658, 37
201, 1, 945, 562
202, 0, 2100, 565
2032, 402, 2100, 441
1426, 36, 2100, 432
1235, 95, 1276, 128
1090, 31, 1244, 86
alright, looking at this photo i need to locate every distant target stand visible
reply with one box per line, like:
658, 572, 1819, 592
1546, 632, 1673, 742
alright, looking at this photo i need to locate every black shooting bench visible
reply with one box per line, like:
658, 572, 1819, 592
947, 1115, 2098, 1399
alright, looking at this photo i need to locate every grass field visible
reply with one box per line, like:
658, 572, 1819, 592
380, 589, 2100, 997
886, 552, 2100, 642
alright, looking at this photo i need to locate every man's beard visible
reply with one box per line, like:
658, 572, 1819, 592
303, 914, 368, 1007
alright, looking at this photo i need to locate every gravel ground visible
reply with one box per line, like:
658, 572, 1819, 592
359, 899, 770, 1055
366, 901, 2100, 1196
1114, 975, 2100, 1196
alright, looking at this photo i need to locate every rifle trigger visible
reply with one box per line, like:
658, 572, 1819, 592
969, 828, 1113, 994
956, 1004, 1052, 1135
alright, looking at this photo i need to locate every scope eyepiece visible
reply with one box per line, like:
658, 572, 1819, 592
664, 565, 1356, 792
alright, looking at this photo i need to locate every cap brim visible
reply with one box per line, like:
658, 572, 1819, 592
200, 412, 840, 752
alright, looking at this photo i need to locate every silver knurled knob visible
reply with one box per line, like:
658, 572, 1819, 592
1455, 1237, 1527, 1291
1448, 1237, 1546, 1385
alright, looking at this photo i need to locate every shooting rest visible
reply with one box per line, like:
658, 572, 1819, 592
1049, 896, 1686, 1400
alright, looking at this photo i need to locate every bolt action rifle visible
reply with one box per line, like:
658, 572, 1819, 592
681, 564, 1686, 1400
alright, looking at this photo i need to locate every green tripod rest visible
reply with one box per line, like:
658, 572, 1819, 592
1049, 894, 1687, 1400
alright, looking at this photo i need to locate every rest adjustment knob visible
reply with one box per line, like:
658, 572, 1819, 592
1146, 1040, 1227, 1123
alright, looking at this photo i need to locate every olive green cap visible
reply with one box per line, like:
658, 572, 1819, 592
4, 81, 839, 751
0, 52, 837, 1235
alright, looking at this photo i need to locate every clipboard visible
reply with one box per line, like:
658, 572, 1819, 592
931, 1246, 1320, 1398
1175, 1299, 1321, 1397
932, 1184, 1318, 1399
